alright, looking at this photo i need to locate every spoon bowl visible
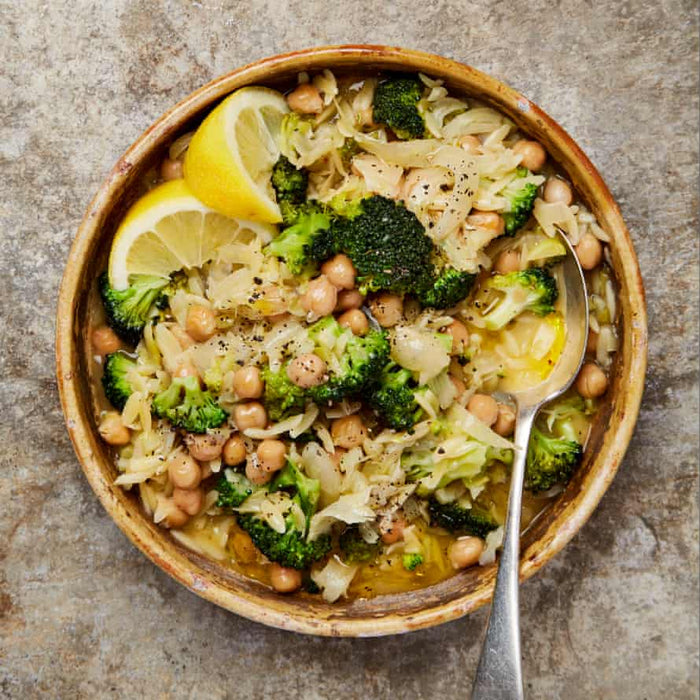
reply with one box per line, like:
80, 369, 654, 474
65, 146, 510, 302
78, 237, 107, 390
472, 233, 589, 699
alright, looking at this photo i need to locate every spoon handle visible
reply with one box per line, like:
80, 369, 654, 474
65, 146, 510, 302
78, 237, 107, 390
472, 404, 538, 700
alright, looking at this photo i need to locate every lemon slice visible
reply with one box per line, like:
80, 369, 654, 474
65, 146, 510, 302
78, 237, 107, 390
184, 86, 289, 223
108, 179, 275, 289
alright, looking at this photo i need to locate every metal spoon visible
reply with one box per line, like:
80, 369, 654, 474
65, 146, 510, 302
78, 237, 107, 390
471, 233, 589, 700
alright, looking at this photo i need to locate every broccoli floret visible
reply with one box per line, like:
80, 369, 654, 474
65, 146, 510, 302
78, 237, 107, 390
101, 351, 137, 410
99, 273, 169, 345
402, 553, 424, 571
416, 268, 477, 309
328, 195, 434, 295
152, 375, 227, 433
267, 155, 332, 273
237, 514, 331, 570
368, 362, 424, 431
480, 268, 558, 330
261, 365, 308, 421
265, 203, 333, 274
307, 317, 390, 404
501, 167, 539, 236
271, 155, 308, 223
428, 497, 499, 539
216, 470, 258, 508
339, 526, 381, 564
525, 425, 583, 492
235, 459, 331, 569
372, 75, 425, 140
271, 460, 321, 530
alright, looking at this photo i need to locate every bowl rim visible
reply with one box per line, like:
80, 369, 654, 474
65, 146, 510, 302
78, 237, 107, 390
55, 44, 648, 637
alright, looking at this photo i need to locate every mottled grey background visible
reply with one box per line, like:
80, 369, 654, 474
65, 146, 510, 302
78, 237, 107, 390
1, 1, 698, 698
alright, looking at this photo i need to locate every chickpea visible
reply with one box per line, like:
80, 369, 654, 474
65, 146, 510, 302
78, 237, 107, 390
269, 563, 303, 593
173, 487, 204, 516
246, 459, 273, 486
575, 233, 603, 270
494, 249, 521, 275
301, 275, 338, 317
544, 177, 573, 205
379, 513, 407, 544
450, 374, 466, 398
587, 328, 599, 354
160, 157, 183, 181
467, 393, 499, 426
368, 293, 403, 328
186, 433, 224, 461
321, 254, 356, 290
512, 139, 547, 172
466, 210, 505, 235
493, 403, 516, 436
338, 309, 369, 336
576, 362, 608, 399
92, 326, 122, 356
222, 434, 247, 466
445, 319, 469, 355
458, 134, 481, 154
158, 497, 189, 529
331, 415, 367, 449
286, 353, 327, 388
234, 402, 267, 431
173, 361, 199, 379
98, 411, 131, 446
257, 439, 287, 473
336, 289, 364, 312
167, 452, 202, 490
232, 365, 264, 399
185, 305, 216, 343
448, 536, 484, 569
286, 83, 324, 114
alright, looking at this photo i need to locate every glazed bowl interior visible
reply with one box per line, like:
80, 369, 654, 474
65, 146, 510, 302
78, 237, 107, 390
56, 45, 647, 637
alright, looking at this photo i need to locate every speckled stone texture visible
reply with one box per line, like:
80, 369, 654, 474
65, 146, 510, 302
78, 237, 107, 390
1, 1, 698, 697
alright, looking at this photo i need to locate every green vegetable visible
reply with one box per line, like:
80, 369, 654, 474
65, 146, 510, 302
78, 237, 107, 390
261, 365, 308, 421
525, 425, 583, 492
101, 351, 137, 410
368, 362, 424, 431
152, 375, 228, 433
99, 272, 169, 345
480, 267, 558, 330
271, 155, 308, 223
372, 75, 425, 140
328, 195, 434, 295
339, 526, 381, 564
237, 514, 331, 570
266, 204, 333, 274
266, 155, 333, 273
235, 459, 331, 570
416, 268, 477, 309
501, 167, 539, 236
428, 498, 499, 539
306, 317, 391, 404
216, 470, 258, 508
402, 553, 424, 571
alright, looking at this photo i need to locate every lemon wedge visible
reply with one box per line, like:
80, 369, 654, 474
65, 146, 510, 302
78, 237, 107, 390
183, 86, 289, 223
108, 179, 275, 289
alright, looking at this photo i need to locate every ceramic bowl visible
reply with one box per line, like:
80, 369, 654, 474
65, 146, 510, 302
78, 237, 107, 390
56, 45, 647, 637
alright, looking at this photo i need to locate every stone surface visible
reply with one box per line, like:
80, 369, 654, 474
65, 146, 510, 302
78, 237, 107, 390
1, 0, 698, 697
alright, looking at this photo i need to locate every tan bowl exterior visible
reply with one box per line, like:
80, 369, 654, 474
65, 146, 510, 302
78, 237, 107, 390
56, 45, 647, 637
